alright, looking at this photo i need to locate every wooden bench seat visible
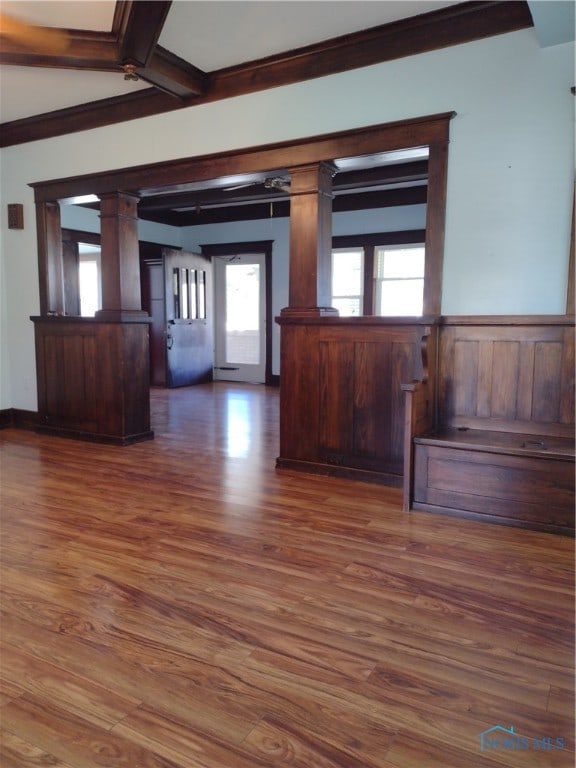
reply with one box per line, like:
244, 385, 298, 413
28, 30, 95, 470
403, 317, 575, 535
412, 428, 574, 535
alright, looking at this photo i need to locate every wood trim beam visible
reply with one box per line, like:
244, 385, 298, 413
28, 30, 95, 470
119, 1, 171, 67
135, 187, 427, 227
0, 1, 205, 102
136, 46, 208, 98
1, 1, 531, 147
0, 30, 120, 70
35, 201, 64, 315
567, 181, 575, 316
31, 112, 453, 202
424, 139, 449, 316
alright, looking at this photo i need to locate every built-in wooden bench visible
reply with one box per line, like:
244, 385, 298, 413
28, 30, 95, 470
403, 316, 575, 535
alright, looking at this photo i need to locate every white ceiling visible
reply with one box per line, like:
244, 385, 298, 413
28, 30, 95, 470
0, 0, 460, 124
0, 1, 572, 126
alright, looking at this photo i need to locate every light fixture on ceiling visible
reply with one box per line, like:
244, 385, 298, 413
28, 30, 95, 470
123, 63, 139, 82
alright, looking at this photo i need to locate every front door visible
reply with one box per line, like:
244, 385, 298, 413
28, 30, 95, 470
164, 248, 213, 387
213, 253, 266, 384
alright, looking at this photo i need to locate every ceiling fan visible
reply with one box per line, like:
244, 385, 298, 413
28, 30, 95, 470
0, 11, 69, 54
224, 176, 291, 194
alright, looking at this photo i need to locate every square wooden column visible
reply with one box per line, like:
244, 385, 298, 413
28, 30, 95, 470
35, 201, 64, 316
281, 161, 338, 318
97, 192, 146, 321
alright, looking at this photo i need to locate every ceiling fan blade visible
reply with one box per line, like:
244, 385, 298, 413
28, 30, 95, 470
0, 13, 69, 55
223, 182, 258, 191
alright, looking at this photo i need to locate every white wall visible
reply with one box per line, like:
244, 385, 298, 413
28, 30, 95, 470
0, 29, 572, 409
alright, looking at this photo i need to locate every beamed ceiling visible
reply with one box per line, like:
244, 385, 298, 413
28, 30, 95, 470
2, 1, 567, 227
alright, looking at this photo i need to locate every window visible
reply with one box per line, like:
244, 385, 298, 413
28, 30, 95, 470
375, 245, 424, 316
330, 233, 426, 317
331, 247, 364, 316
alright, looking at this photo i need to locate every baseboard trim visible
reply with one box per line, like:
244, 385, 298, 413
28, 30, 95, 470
411, 501, 574, 537
0, 408, 41, 430
275, 456, 402, 487
35, 424, 155, 446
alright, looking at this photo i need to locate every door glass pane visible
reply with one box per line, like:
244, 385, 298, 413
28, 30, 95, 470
180, 268, 189, 318
225, 263, 260, 364
197, 270, 206, 319
173, 268, 181, 318
189, 269, 197, 318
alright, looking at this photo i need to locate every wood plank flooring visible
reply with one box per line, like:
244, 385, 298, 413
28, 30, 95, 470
0, 383, 574, 767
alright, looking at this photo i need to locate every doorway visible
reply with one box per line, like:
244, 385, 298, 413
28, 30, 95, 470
213, 252, 266, 384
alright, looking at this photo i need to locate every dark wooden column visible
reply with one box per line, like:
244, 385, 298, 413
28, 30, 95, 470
423, 139, 449, 316
281, 161, 338, 317
35, 201, 64, 316
97, 192, 145, 320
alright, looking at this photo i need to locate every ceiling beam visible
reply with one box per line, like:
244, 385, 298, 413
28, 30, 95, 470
0, 0, 206, 99
133, 185, 429, 227
136, 162, 430, 213
1, 2, 532, 147
119, 1, 171, 67
136, 46, 208, 99
0, 30, 120, 70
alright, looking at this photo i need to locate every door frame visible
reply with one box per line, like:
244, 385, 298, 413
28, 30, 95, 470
201, 240, 274, 385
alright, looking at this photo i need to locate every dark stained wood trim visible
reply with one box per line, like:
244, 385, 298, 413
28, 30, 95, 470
0, 89, 174, 148
35, 201, 64, 315
136, 161, 429, 212
138, 187, 427, 227
136, 46, 208, 98
440, 314, 575, 326
0, 30, 120, 70
209, 1, 531, 104
61, 229, 101, 246
119, 1, 171, 67
567, 182, 575, 316
0, 2, 530, 147
32, 114, 452, 331
423, 140, 449, 316
363, 244, 376, 316
31, 113, 453, 202
0, 408, 41, 430
332, 230, 426, 249
201, 241, 275, 385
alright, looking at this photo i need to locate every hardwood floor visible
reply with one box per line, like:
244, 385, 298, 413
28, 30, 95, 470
0, 383, 574, 767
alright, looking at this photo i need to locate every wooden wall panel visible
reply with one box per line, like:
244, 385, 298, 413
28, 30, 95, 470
560, 326, 575, 424
453, 339, 477, 416
438, 318, 575, 438
32, 318, 152, 444
476, 340, 493, 418
491, 341, 519, 419
319, 341, 354, 455
532, 342, 562, 423
278, 317, 437, 484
